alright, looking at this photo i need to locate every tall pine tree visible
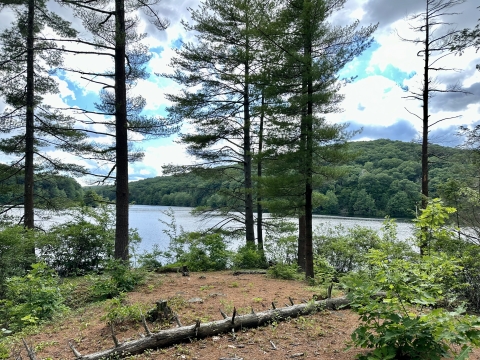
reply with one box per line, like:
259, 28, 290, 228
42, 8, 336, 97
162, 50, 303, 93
260, 0, 376, 278
0, 0, 87, 229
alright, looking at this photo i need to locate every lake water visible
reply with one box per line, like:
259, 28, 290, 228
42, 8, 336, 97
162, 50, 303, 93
129, 205, 415, 254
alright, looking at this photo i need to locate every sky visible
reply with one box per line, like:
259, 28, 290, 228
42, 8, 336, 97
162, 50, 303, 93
0, 0, 479, 184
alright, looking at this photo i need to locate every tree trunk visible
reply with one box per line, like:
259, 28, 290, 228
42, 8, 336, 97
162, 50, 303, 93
73, 296, 351, 360
420, 0, 430, 256
297, 215, 306, 271
114, 0, 129, 261
24, 0, 35, 231
243, 21, 255, 246
256, 90, 265, 252
304, 12, 314, 279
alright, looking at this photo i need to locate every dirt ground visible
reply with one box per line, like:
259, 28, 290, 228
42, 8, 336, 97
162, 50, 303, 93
12, 271, 480, 359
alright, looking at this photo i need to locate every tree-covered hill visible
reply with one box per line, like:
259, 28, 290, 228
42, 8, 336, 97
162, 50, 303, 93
0, 164, 84, 208
90, 139, 473, 219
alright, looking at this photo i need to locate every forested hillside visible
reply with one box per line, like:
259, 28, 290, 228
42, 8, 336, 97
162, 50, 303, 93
0, 164, 84, 208
90, 139, 473, 218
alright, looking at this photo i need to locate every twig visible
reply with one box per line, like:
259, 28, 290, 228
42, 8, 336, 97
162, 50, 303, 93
231, 307, 237, 325
110, 323, 119, 347
141, 316, 152, 336
22, 339, 37, 360
68, 341, 82, 357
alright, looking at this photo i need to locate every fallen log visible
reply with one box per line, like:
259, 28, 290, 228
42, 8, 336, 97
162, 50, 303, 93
154, 265, 189, 276
75, 296, 350, 360
232, 270, 267, 275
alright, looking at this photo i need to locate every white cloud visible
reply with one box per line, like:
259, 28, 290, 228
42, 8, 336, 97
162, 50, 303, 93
142, 138, 194, 175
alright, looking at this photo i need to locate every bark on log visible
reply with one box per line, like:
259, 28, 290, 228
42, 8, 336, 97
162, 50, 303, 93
75, 296, 350, 360
232, 270, 267, 275
154, 266, 189, 276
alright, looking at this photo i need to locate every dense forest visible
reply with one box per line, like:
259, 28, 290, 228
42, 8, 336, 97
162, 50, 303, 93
89, 139, 473, 219
0, 163, 84, 209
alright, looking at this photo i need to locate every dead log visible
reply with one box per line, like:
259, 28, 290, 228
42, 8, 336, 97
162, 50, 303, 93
75, 296, 350, 360
154, 265, 189, 276
232, 270, 267, 275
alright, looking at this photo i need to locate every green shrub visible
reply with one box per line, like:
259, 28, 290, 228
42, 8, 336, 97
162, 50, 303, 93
165, 231, 231, 271
232, 243, 268, 269
87, 260, 146, 300
313, 218, 414, 274
137, 244, 164, 271
1, 263, 66, 332
344, 250, 480, 359
313, 256, 337, 284
101, 295, 147, 325
37, 206, 115, 276
262, 218, 297, 264
412, 199, 480, 311
0, 226, 36, 297
0, 343, 9, 359
267, 263, 299, 280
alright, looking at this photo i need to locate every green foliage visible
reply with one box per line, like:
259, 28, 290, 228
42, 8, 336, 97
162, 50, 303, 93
137, 244, 164, 271
415, 198, 480, 311
91, 140, 473, 219
313, 256, 336, 284
159, 212, 230, 271
267, 263, 300, 280
345, 250, 480, 360
37, 206, 115, 276
169, 232, 231, 271
101, 295, 147, 325
232, 243, 268, 270
263, 218, 298, 264
0, 343, 8, 359
413, 198, 457, 254
0, 226, 36, 297
87, 260, 146, 300
0, 263, 66, 332
313, 219, 413, 274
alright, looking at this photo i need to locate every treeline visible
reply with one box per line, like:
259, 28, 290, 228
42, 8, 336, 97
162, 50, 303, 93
90, 139, 472, 219
0, 164, 84, 209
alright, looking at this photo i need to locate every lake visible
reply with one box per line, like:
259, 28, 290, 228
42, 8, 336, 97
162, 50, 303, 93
129, 205, 415, 254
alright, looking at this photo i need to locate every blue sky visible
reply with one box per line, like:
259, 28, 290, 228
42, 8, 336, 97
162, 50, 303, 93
0, 0, 479, 183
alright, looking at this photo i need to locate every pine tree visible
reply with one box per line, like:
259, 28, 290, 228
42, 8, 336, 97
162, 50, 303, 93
260, 0, 377, 278
63, 0, 172, 260
0, 0, 87, 229
164, 0, 271, 246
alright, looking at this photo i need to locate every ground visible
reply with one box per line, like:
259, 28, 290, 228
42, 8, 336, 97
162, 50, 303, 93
12, 271, 480, 359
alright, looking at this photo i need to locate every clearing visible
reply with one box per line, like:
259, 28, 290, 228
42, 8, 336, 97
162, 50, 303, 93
13, 271, 480, 359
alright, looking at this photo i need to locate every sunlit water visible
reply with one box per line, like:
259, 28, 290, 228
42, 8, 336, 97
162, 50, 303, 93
8, 205, 415, 254
129, 205, 415, 254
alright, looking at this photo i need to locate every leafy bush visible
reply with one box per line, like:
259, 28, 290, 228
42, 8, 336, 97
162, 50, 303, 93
263, 218, 297, 264
137, 244, 164, 271
344, 250, 480, 360
87, 260, 146, 300
0, 263, 66, 332
0, 343, 9, 359
37, 206, 115, 276
0, 226, 36, 297
101, 295, 147, 325
413, 199, 480, 311
232, 243, 268, 269
313, 218, 414, 274
164, 231, 231, 271
313, 256, 337, 284
267, 263, 300, 280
